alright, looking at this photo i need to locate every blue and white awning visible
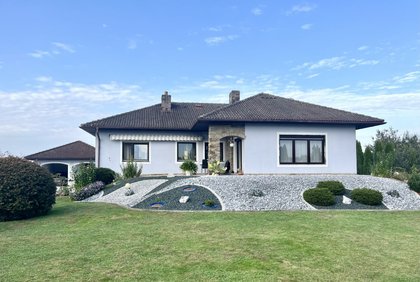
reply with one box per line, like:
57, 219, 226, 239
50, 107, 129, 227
109, 134, 203, 142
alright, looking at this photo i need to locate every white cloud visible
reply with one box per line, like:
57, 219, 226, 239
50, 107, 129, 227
301, 23, 313, 30
287, 3, 317, 14
52, 42, 75, 53
358, 45, 369, 51
306, 73, 319, 79
28, 50, 51, 58
393, 71, 420, 83
294, 56, 380, 71
0, 76, 155, 154
252, 7, 263, 16
204, 35, 238, 46
29, 42, 75, 59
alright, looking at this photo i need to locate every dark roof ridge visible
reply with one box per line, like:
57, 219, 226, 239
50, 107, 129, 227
199, 93, 267, 119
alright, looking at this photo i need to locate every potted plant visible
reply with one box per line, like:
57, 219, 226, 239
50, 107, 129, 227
180, 160, 197, 176
208, 160, 225, 175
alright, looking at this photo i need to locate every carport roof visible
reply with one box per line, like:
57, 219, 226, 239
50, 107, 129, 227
25, 141, 95, 161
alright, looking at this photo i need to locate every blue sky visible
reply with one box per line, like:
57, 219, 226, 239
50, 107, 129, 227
1, 0, 419, 156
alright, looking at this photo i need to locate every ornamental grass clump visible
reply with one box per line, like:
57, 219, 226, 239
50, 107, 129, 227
303, 188, 335, 206
0, 156, 56, 221
121, 159, 142, 179
70, 181, 105, 201
351, 188, 383, 206
316, 181, 345, 195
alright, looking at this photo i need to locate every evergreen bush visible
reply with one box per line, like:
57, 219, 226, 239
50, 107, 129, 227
408, 168, 420, 192
121, 159, 142, 179
303, 188, 335, 206
351, 188, 383, 205
0, 157, 56, 221
316, 181, 345, 195
73, 163, 96, 190
94, 167, 116, 185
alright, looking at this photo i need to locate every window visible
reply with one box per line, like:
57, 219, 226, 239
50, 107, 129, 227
123, 143, 149, 162
279, 135, 325, 164
204, 142, 224, 161
177, 142, 197, 162
219, 142, 224, 162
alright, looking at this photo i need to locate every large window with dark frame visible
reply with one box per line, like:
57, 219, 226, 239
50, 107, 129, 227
279, 135, 325, 164
177, 142, 197, 162
122, 142, 149, 162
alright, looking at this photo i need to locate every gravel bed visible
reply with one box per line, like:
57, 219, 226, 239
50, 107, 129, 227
89, 179, 167, 207
156, 175, 420, 211
133, 185, 221, 210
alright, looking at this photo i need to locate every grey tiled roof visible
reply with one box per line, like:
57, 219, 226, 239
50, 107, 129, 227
80, 103, 226, 135
25, 141, 95, 161
80, 93, 385, 134
199, 93, 385, 128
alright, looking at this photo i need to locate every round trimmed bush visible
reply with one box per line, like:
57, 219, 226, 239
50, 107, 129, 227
94, 167, 116, 185
303, 188, 335, 206
408, 172, 420, 193
0, 157, 56, 221
316, 181, 345, 195
351, 188, 383, 206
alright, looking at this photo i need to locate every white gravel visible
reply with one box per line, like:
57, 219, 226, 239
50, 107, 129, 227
89, 179, 167, 207
83, 175, 420, 211
157, 175, 420, 211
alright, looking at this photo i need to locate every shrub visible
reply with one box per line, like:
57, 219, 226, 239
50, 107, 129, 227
121, 159, 142, 179
180, 160, 198, 174
351, 188, 383, 205
204, 199, 215, 207
316, 181, 345, 195
208, 160, 225, 175
73, 163, 96, 190
94, 167, 116, 185
303, 188, 335, 206
408, 167, 420, 192
70, 181, 105, 201
0, 157, 56, 221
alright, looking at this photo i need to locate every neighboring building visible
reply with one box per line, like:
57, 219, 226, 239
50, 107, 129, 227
25, 141, 95, 181
80, 91, 384, 175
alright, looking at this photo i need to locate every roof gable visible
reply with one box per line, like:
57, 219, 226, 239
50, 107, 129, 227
25, 141, 95, 161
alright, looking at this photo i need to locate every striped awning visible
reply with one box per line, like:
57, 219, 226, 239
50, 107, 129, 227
110, 134, 203, 142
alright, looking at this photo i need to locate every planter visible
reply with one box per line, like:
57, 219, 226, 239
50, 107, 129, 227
184, 171, 192, 176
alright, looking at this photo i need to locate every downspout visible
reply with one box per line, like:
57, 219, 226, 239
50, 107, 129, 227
95, 127, 101, 168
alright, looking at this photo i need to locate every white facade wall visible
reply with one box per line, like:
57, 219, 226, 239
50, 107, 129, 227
242, 124, 357, 174
98, 130, 207, 174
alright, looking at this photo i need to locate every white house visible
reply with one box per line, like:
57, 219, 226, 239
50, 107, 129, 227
80, 91, 384, 175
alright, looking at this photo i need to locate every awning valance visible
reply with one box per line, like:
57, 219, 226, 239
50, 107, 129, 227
110, 134, 203, 142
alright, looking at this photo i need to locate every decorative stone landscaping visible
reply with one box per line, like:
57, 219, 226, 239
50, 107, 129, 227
83, 175, 420, 211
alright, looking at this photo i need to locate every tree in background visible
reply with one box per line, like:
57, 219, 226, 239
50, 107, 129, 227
356, 141, 364, 174
363, 146, 373, 175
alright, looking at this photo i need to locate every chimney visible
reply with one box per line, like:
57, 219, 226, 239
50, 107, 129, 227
229, 90, 240, 104
161, 91, 171, 112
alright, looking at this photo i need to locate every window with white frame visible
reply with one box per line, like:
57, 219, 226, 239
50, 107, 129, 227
122, 143, 149, 162
279, 135, 325, 164
177, 142, 197, 162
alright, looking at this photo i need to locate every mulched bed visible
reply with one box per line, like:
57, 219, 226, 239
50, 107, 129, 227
312, 189, 388, 210
133, 185, 221, 211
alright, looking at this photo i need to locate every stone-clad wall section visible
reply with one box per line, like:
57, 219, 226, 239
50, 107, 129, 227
208, 125, 245, 163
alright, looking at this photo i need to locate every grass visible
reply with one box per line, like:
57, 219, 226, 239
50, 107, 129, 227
1, 198, 420, 281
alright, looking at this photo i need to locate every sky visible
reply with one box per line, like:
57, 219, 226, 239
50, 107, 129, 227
1, 0, 419, 156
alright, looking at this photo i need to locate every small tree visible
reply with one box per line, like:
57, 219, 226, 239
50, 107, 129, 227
356, 141, 364, 175
362, 146, 373, 175
120, 159, 142, 179
73, 163, 96, 190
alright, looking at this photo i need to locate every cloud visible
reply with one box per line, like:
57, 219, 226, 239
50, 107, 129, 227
204, 35, 239, 46
294, 56, 379, 71
252, 7, 263, 16
393, 71, 420, 83
306, 73, 319, 79
28, 50, 51, 58
35, 76, 52, 82
301, 23, 313, 30
287, 3, 317, 14
52, 42, 75, 53
358, 45, 369, 51
29, 42, 75, 59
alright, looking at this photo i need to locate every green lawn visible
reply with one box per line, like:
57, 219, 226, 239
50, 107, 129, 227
1, 198, 420, 281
